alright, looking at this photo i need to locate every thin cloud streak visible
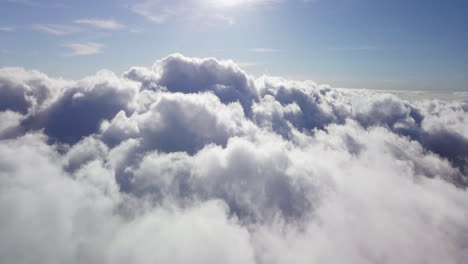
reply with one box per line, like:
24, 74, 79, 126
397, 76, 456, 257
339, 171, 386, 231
130, 1, 171, 23
130, 0, 281, 24
249, 48, 281, 53
329, 45, 381, 51
63, 42, 104, 56
5, 0, 35, 5
205, 0, 279, 8
0, 27, 15, 32
34, 24, 80, 35
74, 18, 125, 30
236, 61, 258, 68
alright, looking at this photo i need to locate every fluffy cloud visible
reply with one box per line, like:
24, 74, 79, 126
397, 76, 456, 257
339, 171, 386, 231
125, 54, 258, 115
0, 67, 67, 115
0, 134, 254, 264
21, 70, 138, 144
1, 54, 468, 263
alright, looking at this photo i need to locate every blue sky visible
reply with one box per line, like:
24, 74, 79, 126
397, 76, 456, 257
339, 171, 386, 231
0, 0, 467, 91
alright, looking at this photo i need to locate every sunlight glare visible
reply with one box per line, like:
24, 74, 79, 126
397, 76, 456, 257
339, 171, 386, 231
206, 0, 256, 8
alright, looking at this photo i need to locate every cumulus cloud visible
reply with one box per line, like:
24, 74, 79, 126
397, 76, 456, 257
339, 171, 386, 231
1, 54, 468, 264
0, 67, 68, 115
125, 54, 258, 115
21, 69, 138, 143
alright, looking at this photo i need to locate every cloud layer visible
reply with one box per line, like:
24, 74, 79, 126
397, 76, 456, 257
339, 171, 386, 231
1, 54, 468, 264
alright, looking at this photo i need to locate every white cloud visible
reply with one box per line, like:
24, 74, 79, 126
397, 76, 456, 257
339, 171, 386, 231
249, 48, 281, 53
329, 45, 380, 51
74, 18, 125, 30
0, 27, 15, 32
130, 1, 171, 23
203, 0, 276, 8
63, 42, 104, 56
34, 24, 80, 35
130, 0, 279, 24
1, 54, 468, 264
236, 61, 258, 68
5, 0, 34, 4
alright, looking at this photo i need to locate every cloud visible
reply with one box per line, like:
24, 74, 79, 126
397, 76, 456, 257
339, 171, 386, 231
130, 1, 172, 23
21, 69, 137, 144
236, 61, 258, 68
1, 54, 468, 264
0, 133, 255, 264
329, 45, 380, 51
125, 53, 258, 115
74, 18, 125, 30
0, 67, 67, 115
63, 42, 104, 56
0, 27, 15, 32
34, 24, 81, 35
203, 0, 278, 8
249, 48, 281, 53
5, 0, 35, 4
130, 0, 279, 24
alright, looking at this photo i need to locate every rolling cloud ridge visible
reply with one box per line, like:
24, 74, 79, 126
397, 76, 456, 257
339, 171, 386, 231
1, 54, 468, 264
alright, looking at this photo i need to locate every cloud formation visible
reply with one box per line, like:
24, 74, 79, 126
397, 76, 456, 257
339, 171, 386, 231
249, 48, 281, 53
0, 26, 15, 32
74, 19, 125, 30
34, 24, 81, 35
63, 42, 104, 56
130, 0, 279, 24
1, 54, 468, 264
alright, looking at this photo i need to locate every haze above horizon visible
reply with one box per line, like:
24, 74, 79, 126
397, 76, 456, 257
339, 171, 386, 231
0, 0, 467, 91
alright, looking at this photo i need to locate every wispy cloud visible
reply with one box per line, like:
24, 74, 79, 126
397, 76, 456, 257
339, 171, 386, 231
63, 42, 104, 56
130, 0, 279, 24
34, 24, 80, 35
236, 61, 258, 68
215, 14, 235, 25
129, 28, 144, 33
74, 18, 125, 30
6, 0, 35, 5
249, 48, 281, 53
329, 45, 381, 51
0, 27, 15, 32
130, 1, 171, 23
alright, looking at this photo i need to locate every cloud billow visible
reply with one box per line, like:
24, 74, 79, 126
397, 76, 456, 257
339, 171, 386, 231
1, 54, 468, 264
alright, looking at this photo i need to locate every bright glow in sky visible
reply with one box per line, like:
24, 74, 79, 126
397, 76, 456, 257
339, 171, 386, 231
205, 0, 266, 8
0, 0, 467, 91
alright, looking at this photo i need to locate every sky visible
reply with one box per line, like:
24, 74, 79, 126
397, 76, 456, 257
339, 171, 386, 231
0, 0, 467, 91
